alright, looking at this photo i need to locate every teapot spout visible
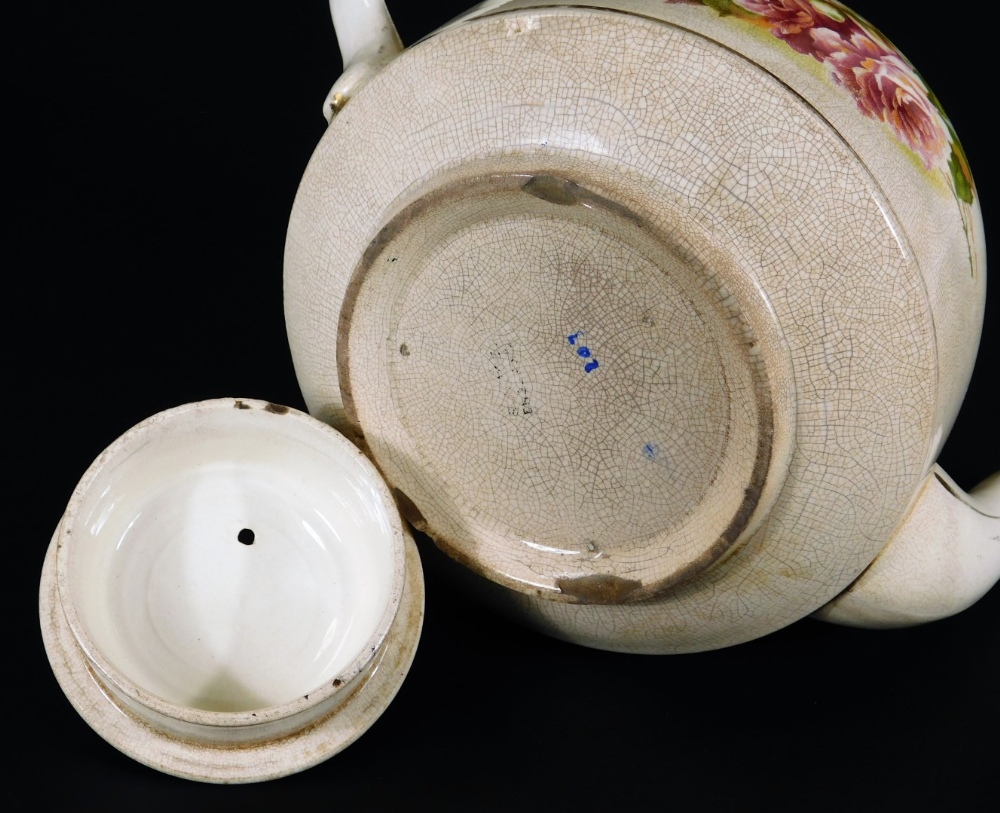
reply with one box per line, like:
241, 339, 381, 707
323, 1, 403, 122
815, 466, 1000, 628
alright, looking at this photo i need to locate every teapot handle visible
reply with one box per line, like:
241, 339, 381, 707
323, 0, 403, 122
815, 467, 1000, 628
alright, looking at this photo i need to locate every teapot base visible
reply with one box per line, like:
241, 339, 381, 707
339, 171, 793, 603
286, 6, 941, 645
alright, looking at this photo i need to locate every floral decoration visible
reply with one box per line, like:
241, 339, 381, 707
666, 0, 974, 205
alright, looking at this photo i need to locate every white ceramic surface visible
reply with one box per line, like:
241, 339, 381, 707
40, 398, 424, 781
817, 467, 1000, 627
324, 0, 403, 119
286, 1, 998, 651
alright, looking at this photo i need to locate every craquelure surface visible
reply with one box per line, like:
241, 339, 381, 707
284, 8, 952, 651
342, 173, 783, 601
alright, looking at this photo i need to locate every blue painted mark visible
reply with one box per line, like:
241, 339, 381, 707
568, 331, 601, 373
643, 443, 658, 461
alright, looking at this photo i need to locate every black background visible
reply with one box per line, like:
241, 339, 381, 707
10, 1, 998, 809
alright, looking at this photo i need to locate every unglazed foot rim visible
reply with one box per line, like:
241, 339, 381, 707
39, 529, 425, 784
340, 172, 792, 604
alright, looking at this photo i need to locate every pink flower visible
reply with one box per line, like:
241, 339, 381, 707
735, 0, 854, 56
664, 1, 953, 170
819, 31, 951, 169
735, 1, 950, 169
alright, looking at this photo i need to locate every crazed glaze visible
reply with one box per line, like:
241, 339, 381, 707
285, 2, 996, 650
458, 0, 987, 449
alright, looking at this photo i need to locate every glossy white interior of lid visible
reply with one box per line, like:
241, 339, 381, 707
67, 405, 397, 713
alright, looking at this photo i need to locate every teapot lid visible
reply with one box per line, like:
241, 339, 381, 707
39, 398, 424, 782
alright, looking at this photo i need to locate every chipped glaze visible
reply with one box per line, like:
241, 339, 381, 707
286, 2, 998, 652
39, 399, 424, 781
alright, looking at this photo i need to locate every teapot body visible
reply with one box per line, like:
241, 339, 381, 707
448, 0, 987, 437
285, 1, 992, 651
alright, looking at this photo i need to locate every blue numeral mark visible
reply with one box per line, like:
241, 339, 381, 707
568, 332, 601, 373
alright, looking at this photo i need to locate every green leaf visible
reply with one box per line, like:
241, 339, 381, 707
703, 0, 741, 16
949, 146, 975, 205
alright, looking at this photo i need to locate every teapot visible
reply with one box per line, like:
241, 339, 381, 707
284, 0, 999, 653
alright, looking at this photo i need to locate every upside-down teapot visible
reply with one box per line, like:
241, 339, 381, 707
284, 0, 999, 654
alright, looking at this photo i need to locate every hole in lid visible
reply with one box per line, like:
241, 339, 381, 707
238, 528, 256, 546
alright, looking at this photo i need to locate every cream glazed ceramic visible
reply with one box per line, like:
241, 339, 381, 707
284, 1, 999, 652
39, 399, 424, 782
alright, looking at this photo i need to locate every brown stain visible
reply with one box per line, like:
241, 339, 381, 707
265, 403, 291, 415
721, 482, 765, 546
337, 171, 646, 432
633, 394, 775, 601
337, 201, 427, 430
44, 546, 422, 771
234, 401, 252, 410
89, 664, 375, 753
519, 174, 647, 230
329, 92, 349, 117
556, 575, 644, 604
392, 489, 428, 531
522, 173, 647, 228
602, 351, 777, 603
342, 425, 370, 454
335, 169, 780, 605
521, 174, 582, 206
